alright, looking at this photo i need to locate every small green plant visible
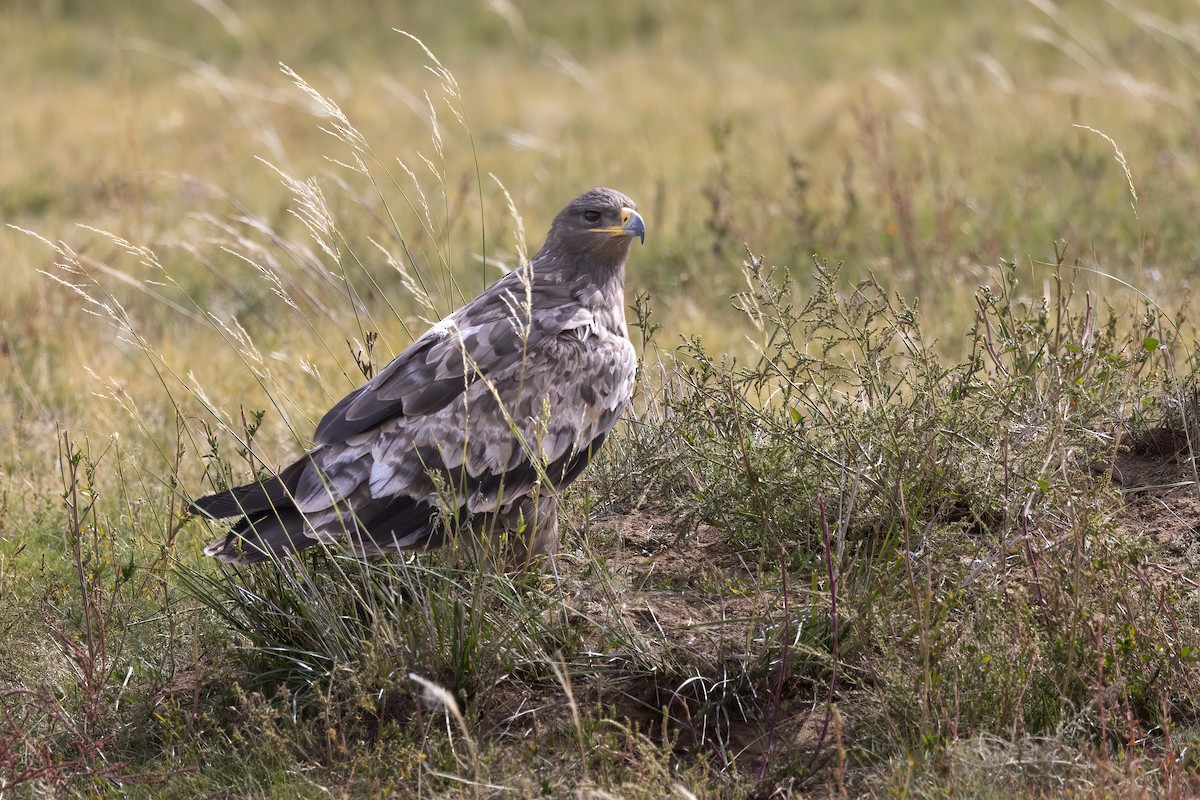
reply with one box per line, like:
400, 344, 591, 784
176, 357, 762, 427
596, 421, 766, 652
616, 246, 1200, 789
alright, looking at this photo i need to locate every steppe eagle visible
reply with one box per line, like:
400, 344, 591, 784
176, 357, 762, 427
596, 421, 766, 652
194, 187, 645, 567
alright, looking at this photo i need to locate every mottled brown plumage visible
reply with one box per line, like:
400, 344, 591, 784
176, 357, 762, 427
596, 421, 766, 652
194, 187, 644, 566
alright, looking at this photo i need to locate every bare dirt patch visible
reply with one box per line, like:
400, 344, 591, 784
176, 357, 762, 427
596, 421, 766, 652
1111, 427, 1200, 572
472, 513, 839, 785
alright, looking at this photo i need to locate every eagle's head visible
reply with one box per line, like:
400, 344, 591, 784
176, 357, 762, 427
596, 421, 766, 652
542, 187, 645, 270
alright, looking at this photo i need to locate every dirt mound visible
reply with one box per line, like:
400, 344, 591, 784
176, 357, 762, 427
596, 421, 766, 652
1111, 426, 1200, 575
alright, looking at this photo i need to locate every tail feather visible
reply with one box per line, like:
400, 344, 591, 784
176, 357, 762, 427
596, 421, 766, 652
196, 458, 316, 564
352, 496, 444, 553
203, 506, 314, 564
192, 458, 308, 519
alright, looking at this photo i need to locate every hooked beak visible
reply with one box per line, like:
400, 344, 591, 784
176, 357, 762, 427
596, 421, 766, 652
596, 207, 646, 244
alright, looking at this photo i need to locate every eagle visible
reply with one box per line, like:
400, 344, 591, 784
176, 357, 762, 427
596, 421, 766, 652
194, 187, 645, 567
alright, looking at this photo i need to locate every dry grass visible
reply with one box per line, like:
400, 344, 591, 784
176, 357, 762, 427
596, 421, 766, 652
3, 1, 1200, 797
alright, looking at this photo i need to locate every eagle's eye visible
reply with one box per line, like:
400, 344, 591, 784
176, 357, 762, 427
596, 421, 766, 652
582, 210, 602, 224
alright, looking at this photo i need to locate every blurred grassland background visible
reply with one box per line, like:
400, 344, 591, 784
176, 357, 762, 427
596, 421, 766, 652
4, 0, 1200, 795
4, 0, 1198, 494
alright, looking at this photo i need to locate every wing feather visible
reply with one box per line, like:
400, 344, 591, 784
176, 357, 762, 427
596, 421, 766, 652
312, 273, 581, 444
